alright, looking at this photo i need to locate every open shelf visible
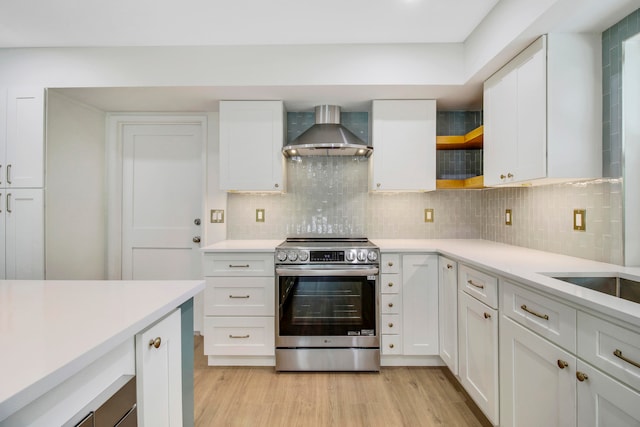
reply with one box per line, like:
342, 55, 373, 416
436, 125, 484, 189
436, 125, 483, 150
436, 175, 484, 189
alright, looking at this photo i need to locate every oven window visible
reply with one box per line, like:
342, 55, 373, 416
278, 276, 376, 336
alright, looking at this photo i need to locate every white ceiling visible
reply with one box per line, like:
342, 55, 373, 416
0, 0, 500, 47
6, 0, 639, 112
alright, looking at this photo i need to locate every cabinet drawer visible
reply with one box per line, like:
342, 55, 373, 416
381, 335, 402, 355
502, 280, 576, 352
458, 264, 498, 308
204, 277, 275, 316
381, 274, 401, 294
382, 314, 402, 334
381, 254, 400, 274
578, 311, 640, 391
203, 317, 275, 356
203, 253, 274, 277
381, 294, 402, 314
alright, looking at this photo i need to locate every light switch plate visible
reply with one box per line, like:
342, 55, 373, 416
574, 209, 586, 231
424, 208, 434, 223
210, 209, 224, 223
505, 209, 512, 226
256, 209, 265, 222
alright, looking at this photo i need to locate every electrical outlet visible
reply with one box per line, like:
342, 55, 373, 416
574, 209, 586, 231
256, 209, 265, 222
505, 209, 512, 226
424, 208, 434, 223
210, 209, 224, 223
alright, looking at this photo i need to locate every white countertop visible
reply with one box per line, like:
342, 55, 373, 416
372, 239, 640, 326
0, 279, 204, 421
202, 239, 640, 327
201, 239, 282, 252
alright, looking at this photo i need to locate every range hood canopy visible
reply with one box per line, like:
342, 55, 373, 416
282, 105, 373, 158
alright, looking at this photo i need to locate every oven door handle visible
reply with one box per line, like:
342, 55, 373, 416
276, 267, 379, 277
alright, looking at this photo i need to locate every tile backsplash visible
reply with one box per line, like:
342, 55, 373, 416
227, 159, 623, 264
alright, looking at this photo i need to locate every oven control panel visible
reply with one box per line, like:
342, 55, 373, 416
275, 248, 379, 264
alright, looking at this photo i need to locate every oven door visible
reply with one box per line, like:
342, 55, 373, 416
276, 265, 379, 348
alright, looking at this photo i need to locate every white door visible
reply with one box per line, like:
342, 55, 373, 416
121, 123, 203, 280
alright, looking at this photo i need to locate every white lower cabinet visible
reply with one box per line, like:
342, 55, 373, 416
576, 360, 640, 427
438, 256, 457, 375
500, 315, 576, 427
2, 188, 44, 279
402, 254, 439, 355
202, 252, 275, 365
136, 309, 182, 427
458, 290, 499, 425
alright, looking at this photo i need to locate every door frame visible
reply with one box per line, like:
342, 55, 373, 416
106, 114, 207, 279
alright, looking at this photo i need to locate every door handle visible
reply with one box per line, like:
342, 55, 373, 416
193, 236, 201, 243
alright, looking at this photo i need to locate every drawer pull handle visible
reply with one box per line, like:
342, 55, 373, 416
389, 343, 394, 349
576, 371, 589, 382
229, 334, 250, 339
613, 349, 640, 369
229, 264, 250, 268
447, 264, 453, 269
388, 322, 394, 328
520, 304, 549, 320
467, 279, 484, 289
557, 359, 568, 369
229, 294, 250, 299
388, 303, 394, 308
388, 261, 394, 267
483, 312, 491, 319
149, 337, 162, 349
388, 282, 394, 287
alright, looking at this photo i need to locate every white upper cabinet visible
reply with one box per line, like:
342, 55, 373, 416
370, 100, 436, 192
2, 88, 45, 188
483, 34, 602, 186
219, 100, 285, 192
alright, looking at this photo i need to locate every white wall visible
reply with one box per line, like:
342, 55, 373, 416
45, 91, 107, 279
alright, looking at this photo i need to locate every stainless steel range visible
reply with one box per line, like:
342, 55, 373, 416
275, 237, 380, 371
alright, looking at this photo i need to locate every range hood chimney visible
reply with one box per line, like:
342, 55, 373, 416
282, 105, 373, 158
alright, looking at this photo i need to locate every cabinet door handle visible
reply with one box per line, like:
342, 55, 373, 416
507, 173, 514, 178
0, 192, 2, 213
447, 264, 453, 269
576, 371, 589, 382
387, 282, 394, 288
483, 312, 491, 319
500, 174, 506, 180
557, 359, 569, 369
389, 343, 394, 349
0, 165, 2, 185
6, 164, 11, 185
388, 322, 394, 328
6, 193, 11, 213
229, 264, 250, 268
388, 302, 394, 308
613, 349, 640, 369
387, 261, 394, 267
148, 337, 162, 349
467, 279, 484, 289
229, 334, 250, 339
274, 183, 279, 188
229, 294, 250, 299
520, 304, 549, 320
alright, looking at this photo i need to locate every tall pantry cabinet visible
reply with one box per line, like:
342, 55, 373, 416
0, 88, 45, 279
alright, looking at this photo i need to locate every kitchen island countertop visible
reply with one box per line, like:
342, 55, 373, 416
0, 279, 204, 422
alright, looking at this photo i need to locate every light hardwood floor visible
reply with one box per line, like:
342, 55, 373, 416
194, 336, 490, 427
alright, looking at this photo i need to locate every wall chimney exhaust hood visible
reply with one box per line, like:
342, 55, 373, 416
282, 105, 373, 158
